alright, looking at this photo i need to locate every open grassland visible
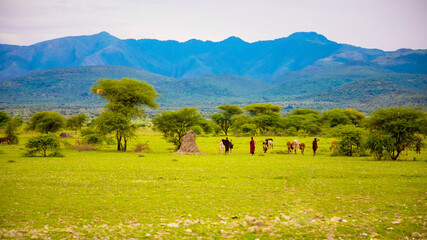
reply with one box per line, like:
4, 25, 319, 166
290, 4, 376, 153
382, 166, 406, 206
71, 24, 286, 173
0, 129, 426, 239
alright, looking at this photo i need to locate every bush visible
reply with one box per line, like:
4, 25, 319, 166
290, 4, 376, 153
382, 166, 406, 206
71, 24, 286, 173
85, 134, 103, 145
25, 134, 61, 157
335, 125, 366, 156
190, 125, 202, 135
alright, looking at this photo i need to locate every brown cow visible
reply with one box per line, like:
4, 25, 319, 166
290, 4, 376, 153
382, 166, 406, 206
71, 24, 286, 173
300, 143, 305, 155
286, 141, 292, 153
287, 140, 299, 154
0, 137, 11, 145
263, 141, 268, 153
291, 140, 298, 154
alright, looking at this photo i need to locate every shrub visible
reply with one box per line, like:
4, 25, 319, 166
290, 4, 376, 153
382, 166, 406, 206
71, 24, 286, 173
190, 125, 202, 135
25, 134, 61, 157
335, 125, 366, 156
86, 134, 103, 145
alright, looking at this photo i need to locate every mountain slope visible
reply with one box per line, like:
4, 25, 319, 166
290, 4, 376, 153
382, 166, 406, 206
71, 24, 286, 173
297, 74, 427, 108
0, 66, 268, 108
0, 65, 425, 112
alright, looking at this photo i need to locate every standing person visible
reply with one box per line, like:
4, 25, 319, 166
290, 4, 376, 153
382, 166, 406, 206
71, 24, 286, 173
223, 137, 230, 154
312, 138, 318, 156
229, 139, 234, 153
250, 137, 255, 155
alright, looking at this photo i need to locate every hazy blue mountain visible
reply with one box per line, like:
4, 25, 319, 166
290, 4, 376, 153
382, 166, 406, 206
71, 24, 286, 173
4, 31, 425, 82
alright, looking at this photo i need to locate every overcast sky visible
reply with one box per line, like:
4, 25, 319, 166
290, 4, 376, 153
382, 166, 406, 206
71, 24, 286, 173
0, 0, 426, 51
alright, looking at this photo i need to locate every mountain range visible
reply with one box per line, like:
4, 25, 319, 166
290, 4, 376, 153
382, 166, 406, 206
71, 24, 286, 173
0, 31, 426, 112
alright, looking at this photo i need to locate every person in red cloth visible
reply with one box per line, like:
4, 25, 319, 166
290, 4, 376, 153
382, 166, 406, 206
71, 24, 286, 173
312, 138, 318, 156
250, 137, 255, 155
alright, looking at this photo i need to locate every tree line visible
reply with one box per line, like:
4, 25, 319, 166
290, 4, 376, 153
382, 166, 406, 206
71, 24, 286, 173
1, 78, 426, 160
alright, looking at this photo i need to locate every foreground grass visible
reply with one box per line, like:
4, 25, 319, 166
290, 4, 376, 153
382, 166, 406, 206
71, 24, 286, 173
0, 130, 426, 239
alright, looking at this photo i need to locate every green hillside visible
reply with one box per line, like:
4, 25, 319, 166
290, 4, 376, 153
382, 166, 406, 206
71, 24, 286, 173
0, 66, 268, 109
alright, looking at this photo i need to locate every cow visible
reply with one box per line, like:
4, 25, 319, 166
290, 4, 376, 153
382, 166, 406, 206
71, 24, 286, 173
292, 140, 298, 154
286, 141, 292, 153
265, 138, 273, 149
330, 140, 338, 152
263, 141, 268, 153
0, 137, 11, 145
287, 140, 298, 154
300, 143, 305, 155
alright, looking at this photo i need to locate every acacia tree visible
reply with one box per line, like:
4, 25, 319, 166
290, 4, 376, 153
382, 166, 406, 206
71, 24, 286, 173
25, 134, 60, 157
242, 103, 282, 133
210, 105, 243, 135
152, 107, 202, 149
5, 117, 24, 144
320, 108, 352, 128
242, 103, 281, 116
366, 107, 427, 160
91, 78, 159, 151
28, 111, 65, 133
66, 114, 87, 134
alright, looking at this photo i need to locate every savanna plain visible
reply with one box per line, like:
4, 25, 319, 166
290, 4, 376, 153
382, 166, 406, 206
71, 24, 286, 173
1, 129, 426, 239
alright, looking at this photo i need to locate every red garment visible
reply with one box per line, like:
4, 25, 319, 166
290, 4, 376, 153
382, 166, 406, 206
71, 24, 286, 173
312, 139, 318, 150
250, 139, 255, 154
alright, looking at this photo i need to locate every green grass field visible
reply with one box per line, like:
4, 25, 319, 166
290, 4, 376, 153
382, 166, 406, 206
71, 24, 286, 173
1, 129, 426, 239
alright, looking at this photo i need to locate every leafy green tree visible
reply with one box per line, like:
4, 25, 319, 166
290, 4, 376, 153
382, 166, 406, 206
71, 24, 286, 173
240, 123, 257, 136
198, 118, 215, 134
290, 108, 320, 116
365, 131, 395, 160
253, 112, 282, 133
91, 78, 159, 151
243, 103, 281, 116
283, 113, 319, 131
344, 109, 365, 125
0, 111, 11, 127
5, 117, 24, 144
366, 107, 427, 160
336, 125, 366, 156
210, 105, 243, 135
25, 134, 60, 157
28, 111, 65, 133
152, 107, 202, 149
321, 108, 351, 128
230, 115, 253, 133
66, 114, 88, 133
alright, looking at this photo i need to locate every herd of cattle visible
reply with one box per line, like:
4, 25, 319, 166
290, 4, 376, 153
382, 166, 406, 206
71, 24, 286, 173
0, 134, 422, 156
219, 138, 309, 155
